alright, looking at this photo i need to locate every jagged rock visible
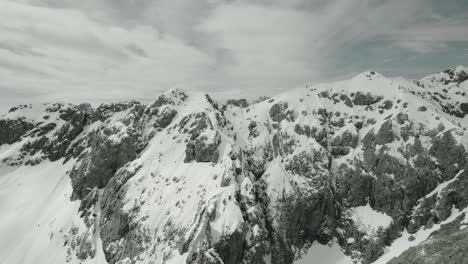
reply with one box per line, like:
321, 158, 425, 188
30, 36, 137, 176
64, 226, 96, 261
269, 102, 295, 122
395, 112, 408, 125
152, 108, 177, 129
184, 112, 212, 139
410, 168, 468, 234
375, 120, 395, 145
442, 67, 468, 83
152, 89, 188, 108
99, 164, 149, 264
77, 103, 93, 113
429, 131, 467, 180
335, 164, 373, 207
226, 99, 249, 108
2, 67, 468, 264
248, 121, 259, 138
285, 150, 329, 179
213, 231, 244, 264
294, 124, 313, 137
185, 131, 221, 163
330, 126, 358, 156
70, 109, 143, 199
460, 103, 468, 113
340, 94, 353, 107
275, 191, 336, 254
92, 101, 141, 122
18, 109, 88, 162
388, 215, 468, 264
353, 92, 383, 105
50, 111, 89, 161
380, 100, 393, 110
0, 119, 34, 145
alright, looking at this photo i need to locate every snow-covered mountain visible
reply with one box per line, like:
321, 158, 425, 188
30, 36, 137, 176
1, 67, 468, 264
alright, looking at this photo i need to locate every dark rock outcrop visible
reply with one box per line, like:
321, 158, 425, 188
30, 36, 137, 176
226, 99, 249, 108
269, 102, 295, 123
0, 119, 34, 145
353, 92, 383, 106
70, 106, 144, 199
99, 164, 150, 264
185, 131, 221, 163
388, 214, 468, 264
461, 103, 468, 114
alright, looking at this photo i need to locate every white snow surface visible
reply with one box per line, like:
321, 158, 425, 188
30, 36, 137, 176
350, 204, 393, 235
294, 240, 353, 264
0, 68, 467, 263
0, 160, 107, 264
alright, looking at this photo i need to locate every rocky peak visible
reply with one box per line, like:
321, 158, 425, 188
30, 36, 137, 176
353, 70, 385, 80
1, 68, 468, 264
150, 88, 189, 108
419, 65, 468, 87
413, 66, 468, 118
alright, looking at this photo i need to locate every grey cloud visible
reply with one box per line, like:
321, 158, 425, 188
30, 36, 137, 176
125, 44, 148, 57
0, 0, 467, 111
23, 25, 129, 61
0, 60, 48, 77
0, 42, 44, 57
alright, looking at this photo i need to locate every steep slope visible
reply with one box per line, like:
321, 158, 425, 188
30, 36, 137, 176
415, 65, 468, 119
225, 69, 468, 263
0, 67, 467, 264
0, 89, 247, 264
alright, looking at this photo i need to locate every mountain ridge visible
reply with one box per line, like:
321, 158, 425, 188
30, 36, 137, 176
1, 66, 468, 264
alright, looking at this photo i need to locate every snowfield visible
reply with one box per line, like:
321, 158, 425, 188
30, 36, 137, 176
349, 204, 393, 236
295, 240, 352, 264
0, 67, 467, 264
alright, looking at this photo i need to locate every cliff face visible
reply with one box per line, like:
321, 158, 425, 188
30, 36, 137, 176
0, 67, 467, 264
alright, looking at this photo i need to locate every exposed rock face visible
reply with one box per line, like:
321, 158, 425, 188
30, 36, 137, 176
0, 103, 92, 166
353, 92, 383, 105
0, 119, 34, 145
99, 164, 150, 264
330, 125, 358, 156
185, 131, 221, 163
69, 127, 140, 199
269, 102, 295, 122
461, 102, 468, 113
388, 214, 468, 264
69, 104, 144, 199
339, 94, 354, 107
1, 68, 468, 264
91, 101, 141, 122
226, 98, 249, 108
182, 111, 222, 163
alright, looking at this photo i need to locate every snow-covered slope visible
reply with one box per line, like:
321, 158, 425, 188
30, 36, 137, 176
1, 67, 467, 264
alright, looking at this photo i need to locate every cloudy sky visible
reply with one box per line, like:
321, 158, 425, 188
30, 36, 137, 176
0, 0, 467, 111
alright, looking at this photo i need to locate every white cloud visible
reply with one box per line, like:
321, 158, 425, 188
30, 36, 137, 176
0, 0, 467, 112
197, 3, 322, 90
0, 0, 215, 109
194, 0, 430, 86
393, 17, 468, 53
